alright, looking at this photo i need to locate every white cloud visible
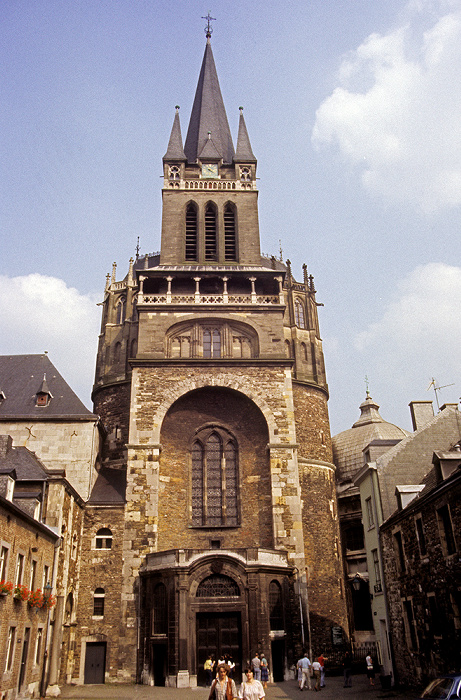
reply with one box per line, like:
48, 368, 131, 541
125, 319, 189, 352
312, 1, 461, 212
0, 274, 101, 408
354, 262, 461, 402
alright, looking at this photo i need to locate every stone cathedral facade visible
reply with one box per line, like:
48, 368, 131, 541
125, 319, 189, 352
76, 31, 348, 687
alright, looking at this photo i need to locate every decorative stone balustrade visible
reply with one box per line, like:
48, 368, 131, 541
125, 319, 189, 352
138, 293, 281, 306
164, 179, 256, 191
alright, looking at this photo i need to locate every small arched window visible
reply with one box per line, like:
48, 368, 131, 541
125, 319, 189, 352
224, 204, 236, 261
294, 299, 305, 328
185, 203, 198, 260
130, 338, 137, 358
116, 298, 126, 324
300, 342, 308, 361
269, 581, 284, 630
152, 583, 168, 635
95, 528, 113, 550
285, 340, 292, 359
204, 203, 217, 261
93, 588, 105, 617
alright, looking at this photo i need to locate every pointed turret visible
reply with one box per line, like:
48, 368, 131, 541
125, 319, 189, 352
235, 107, 256, 162
163, 106, 186, 162
184, 41, 235, 164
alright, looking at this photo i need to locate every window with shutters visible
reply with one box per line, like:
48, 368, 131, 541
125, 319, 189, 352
204, 203, 217, 261
185, 203, 198, 260
224, 204, 236, 260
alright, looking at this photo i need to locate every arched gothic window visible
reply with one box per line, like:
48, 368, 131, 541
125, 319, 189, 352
185, 203, 198, 261
152, 583, 167, 635
191, 428, 239, 527
224, 204, 236, 260
204, 203, 217, 261
269, 580, 284, 630
116, 298, 126, 324
294, 299, 306, 328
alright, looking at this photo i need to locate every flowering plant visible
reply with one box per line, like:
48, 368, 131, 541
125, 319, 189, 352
42, 593, 56, 610
13, 584, 30, 601
28, 589, 45, 608
0, 580, 13, 595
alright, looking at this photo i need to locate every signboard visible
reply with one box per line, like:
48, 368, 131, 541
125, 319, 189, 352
331, 626, 343, 646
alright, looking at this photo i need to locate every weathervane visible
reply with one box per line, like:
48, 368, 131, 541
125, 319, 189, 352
427, 377, 455, 411
202, 11, 216, 40
365, 375, 370, 398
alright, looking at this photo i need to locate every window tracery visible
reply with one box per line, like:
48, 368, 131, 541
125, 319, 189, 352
191, 427, 239, 527
294, 299, 306, 328
167, 321, 258, 359
196, 574, 240, 597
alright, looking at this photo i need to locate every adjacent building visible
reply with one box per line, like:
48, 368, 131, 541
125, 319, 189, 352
381, 443, 461, 686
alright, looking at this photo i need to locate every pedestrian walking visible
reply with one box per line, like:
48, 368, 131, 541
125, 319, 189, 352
365, 654, 375, 686
297, 653, 312, 691
239, 667, 265, 700
342, 650, 352, 688
318, 653, 327, 688
209, 664, 238, 700
260, 653, 269, 689
251, 653, 261, 681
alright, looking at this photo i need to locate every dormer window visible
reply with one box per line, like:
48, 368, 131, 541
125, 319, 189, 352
0, 390, 5, 403
36, 375, 52, 407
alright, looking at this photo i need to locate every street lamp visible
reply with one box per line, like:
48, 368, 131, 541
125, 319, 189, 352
351, 573, 362, 592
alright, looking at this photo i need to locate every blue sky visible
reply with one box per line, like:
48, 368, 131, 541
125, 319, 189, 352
2, 0, 461, 435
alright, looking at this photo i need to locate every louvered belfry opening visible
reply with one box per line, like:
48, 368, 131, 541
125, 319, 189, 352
185, 203, 198, 260
224, 204, 236, 260
204, 203, 217, 261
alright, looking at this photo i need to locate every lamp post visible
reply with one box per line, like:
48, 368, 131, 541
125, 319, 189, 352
39, 581, 53, 699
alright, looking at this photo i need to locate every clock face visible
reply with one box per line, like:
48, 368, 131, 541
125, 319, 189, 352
202, 163, 218, 178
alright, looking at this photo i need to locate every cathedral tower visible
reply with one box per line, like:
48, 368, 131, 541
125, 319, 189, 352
87, 25, 347, 687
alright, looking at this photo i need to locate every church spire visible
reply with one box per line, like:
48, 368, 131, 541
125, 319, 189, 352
235, 107, 256, 163
163, 106, 186, 162
184, 39, 235, 165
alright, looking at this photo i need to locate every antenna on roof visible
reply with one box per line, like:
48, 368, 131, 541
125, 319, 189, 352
427, 377, 455, 411
202, 11, 216, 41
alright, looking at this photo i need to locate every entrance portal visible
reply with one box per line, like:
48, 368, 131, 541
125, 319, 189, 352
196, 612, 241, 686
84, 642, 106, 684
271, 639, 285, 681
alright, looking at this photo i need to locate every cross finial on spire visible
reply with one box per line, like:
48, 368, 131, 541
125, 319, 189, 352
365, 375, 370, 397
202, 11, 216, 42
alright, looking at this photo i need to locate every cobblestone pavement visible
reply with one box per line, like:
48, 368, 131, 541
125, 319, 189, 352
59, 676, 420, 700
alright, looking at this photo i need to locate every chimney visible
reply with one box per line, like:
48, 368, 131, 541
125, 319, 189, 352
409, 401, 434, 431
0, 435, 13, 458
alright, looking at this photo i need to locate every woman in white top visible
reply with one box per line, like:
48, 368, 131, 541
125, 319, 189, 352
239, 668, 265, 700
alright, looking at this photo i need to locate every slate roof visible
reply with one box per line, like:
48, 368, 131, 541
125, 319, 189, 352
163, 107, 186, 162
332, 394, 409, 485
0, 354, 97, 420
87, 466, 126, 505
184, 41, 235, 165
0, 444, 49, 481
235, 110, 256, 163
